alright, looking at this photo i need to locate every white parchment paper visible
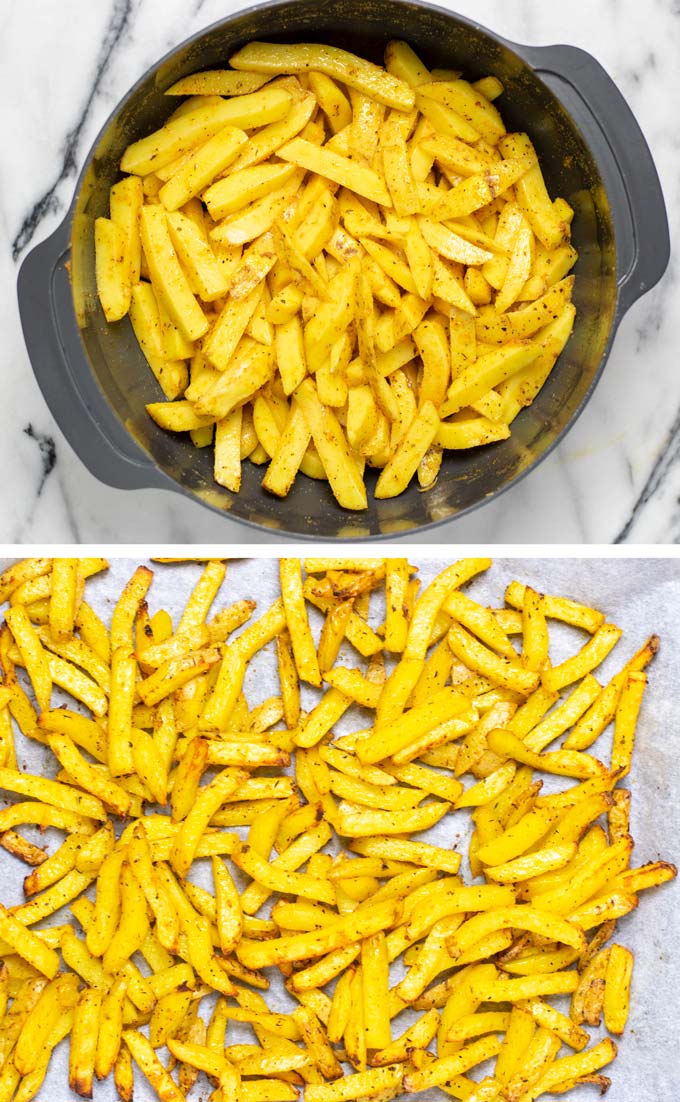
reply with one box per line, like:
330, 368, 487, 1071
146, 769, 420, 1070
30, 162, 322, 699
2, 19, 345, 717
0, 557, 678, 1101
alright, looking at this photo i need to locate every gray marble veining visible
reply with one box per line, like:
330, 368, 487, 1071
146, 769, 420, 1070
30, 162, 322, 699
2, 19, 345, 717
2, 0, 679, 543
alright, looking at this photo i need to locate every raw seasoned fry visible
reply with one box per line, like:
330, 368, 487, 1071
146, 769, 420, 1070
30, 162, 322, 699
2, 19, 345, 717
93, 40, 578, 509
94, 217, 131, 322
166, 70, 271, 96
295, 379, 368, 511
123, 100, 247, 174
280, 138, 392, 204
139, 204, 208, 341
440, 340, 540, 417
160, 125, 248, 210
375, 401, 440, 499
231, 42, 415, 110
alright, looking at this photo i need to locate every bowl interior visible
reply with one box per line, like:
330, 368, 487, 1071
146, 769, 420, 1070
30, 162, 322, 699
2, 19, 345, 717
71, 0, 617, 538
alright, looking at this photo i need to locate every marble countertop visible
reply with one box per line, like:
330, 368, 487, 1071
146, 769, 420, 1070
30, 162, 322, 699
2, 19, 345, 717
3, 0, 678, 544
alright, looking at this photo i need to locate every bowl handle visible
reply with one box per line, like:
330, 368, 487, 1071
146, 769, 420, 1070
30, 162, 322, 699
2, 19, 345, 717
17, 216, 170, 492
512, 43, 670, 320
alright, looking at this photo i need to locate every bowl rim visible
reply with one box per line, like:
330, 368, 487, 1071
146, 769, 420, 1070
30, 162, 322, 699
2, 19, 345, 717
64, 0, 622, 541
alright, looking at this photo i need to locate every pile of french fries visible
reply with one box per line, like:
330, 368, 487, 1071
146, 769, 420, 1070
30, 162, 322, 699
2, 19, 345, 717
94, 41, 578, 509
0, 556, 673, 1102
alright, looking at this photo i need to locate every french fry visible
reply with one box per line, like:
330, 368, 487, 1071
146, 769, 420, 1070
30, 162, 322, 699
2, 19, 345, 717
122, 100, 242, 175
166, 211, 231, 302
107, 648, 137, 777
403, 1035, 502, 1093
447, 906, 586, 960
542, 623, 623, 693
357, 686, 470, 765
293, 1003, 343, 1079
14, 973, 79, 1076
384, 559, 411, 654
375, 401, 439, 499
94, 217, 131, 321
98, 860, 147, 973
160, 125, 248, 210
114, 1045, 134, 1102
0, 766, 106, 823
69, 987, 102, 1098
48, 732, 131, 817
487, 728, 606, 780
129, 283, 191, 397
501, 133, 568, 250
231, 93, 318, 174
280, 559, 321, 686
48, 558, 78, 643
478, 277, 575, 344
165, 70, 271, 96
448, 622, 540, 695
440, 340, 540, 417
603, 943, 633, 1034
139, 204, 208, 341
212, 855, 244, 955
196, 340, 276, 420
504, 581, 605, 633
185, 922, 236, 996
170, 768, 246, 877
5, 606, 52, 711
295, 379, 367, 510
309, 71, 353, 134
0, 559, 53, 604
211, 172, 304, 246
611, 671, 646, 776
205, 162, 298, 221
237, 899, 400, 969
278, 138, 390, 205
138, 648, 219, 706
305, 1065, 403, 1101
124, 1028, 187, 1102
523, 675, 601, 754
94, 975, 128, 1080
420, 217, 494, 265
1, 829, 47, 866
150, 990, 194, 1048
234, 836, 336, 906
420, 78, 505, 141
0, 905, 60, 978
316, 603, 354, 677
230, 42, 415, 110
529, 1039, 617, 1097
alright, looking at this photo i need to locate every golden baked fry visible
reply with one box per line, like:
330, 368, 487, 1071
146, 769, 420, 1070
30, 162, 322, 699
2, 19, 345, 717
0, 557, 673, 1102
